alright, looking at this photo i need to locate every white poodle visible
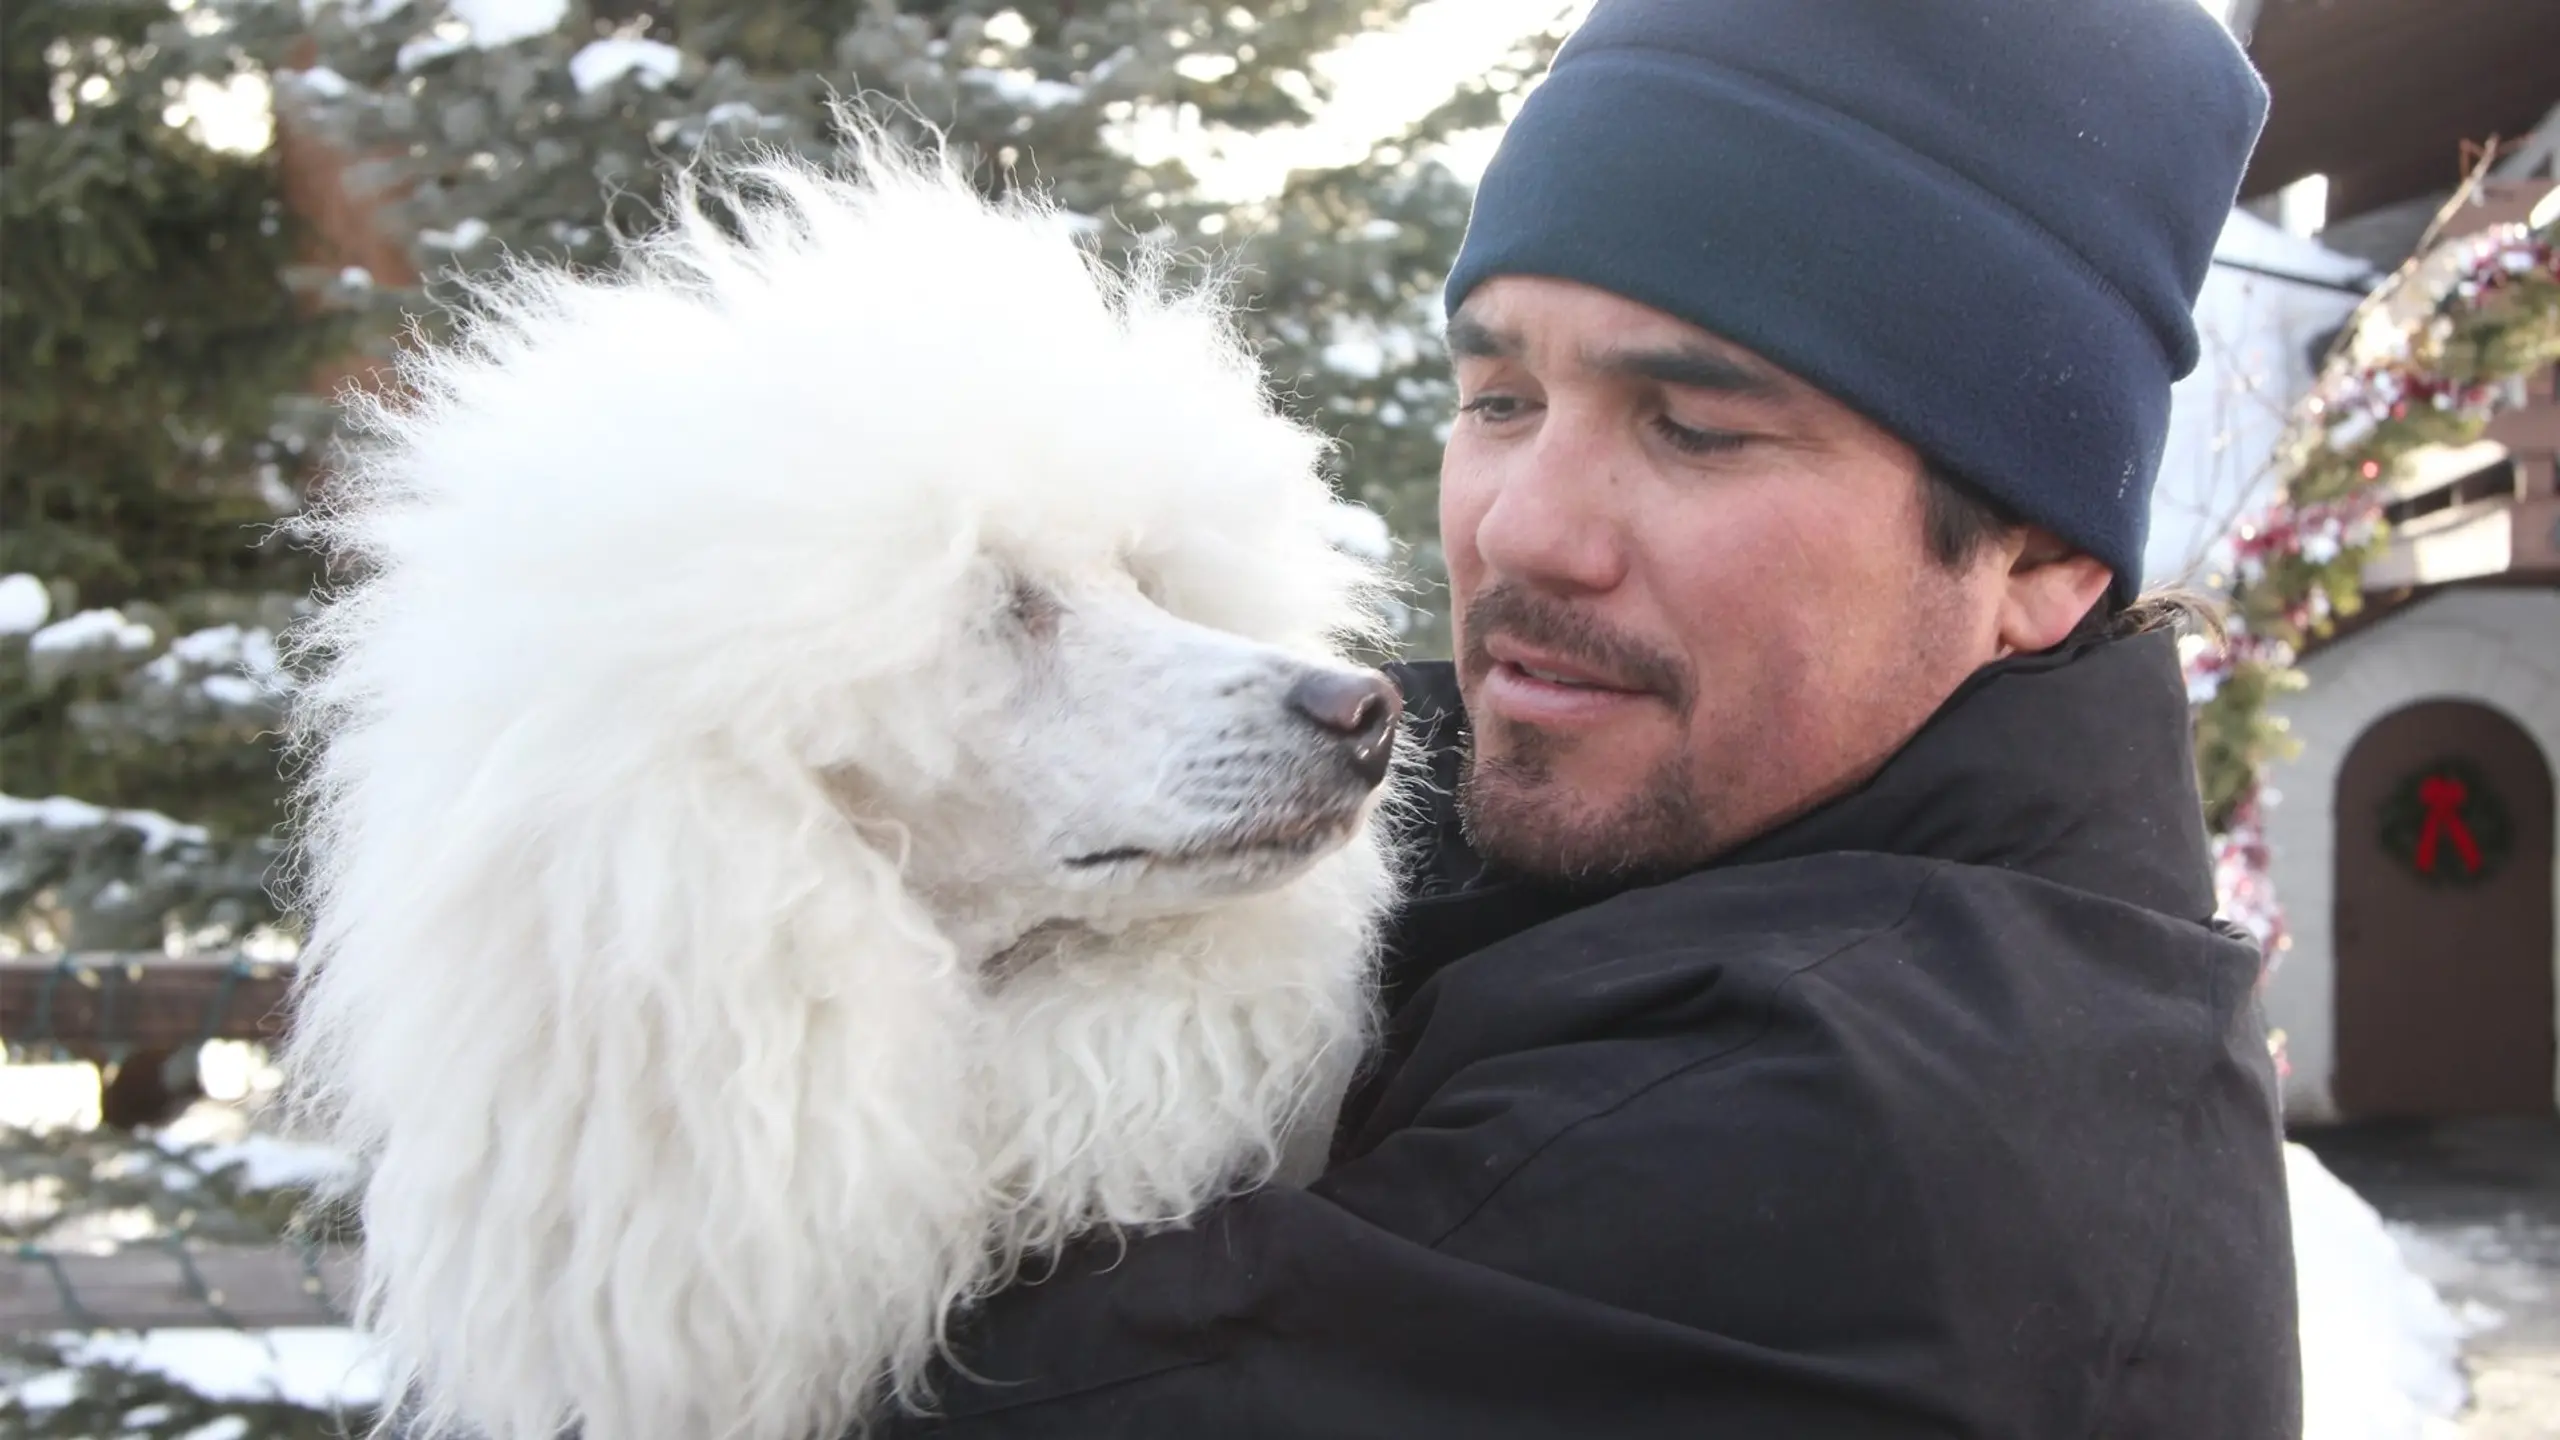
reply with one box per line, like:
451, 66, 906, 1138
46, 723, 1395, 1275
279, 130, 1408, 1440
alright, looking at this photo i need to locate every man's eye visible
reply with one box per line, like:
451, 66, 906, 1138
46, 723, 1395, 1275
1458, 394, 1533, 424
1651, 416, 1749, 456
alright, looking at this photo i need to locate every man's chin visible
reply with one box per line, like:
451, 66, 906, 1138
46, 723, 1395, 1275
1458, 746, 1715, 888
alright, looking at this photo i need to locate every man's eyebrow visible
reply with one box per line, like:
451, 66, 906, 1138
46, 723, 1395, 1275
1446, 313, 1791, 402
1590, 343, 1789, 399
1443, 312, 1517, 360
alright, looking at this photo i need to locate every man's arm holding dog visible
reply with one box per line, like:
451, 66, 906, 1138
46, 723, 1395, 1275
889, 1044, 1978, 1436
878, 851, 2296, 1439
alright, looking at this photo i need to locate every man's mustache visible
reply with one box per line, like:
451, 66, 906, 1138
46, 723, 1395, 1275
1459, 583, 1694, 718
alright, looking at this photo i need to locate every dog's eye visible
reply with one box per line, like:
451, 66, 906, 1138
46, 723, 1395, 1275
1007, 577, 1062, 638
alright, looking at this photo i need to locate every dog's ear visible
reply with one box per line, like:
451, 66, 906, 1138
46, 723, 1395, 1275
279, 705, 1000, 1439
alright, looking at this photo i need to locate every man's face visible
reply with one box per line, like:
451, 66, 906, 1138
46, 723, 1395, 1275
1441, 277, 2011, 884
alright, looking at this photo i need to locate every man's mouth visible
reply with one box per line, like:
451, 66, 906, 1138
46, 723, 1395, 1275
1459, 586, 1692, 725
1484, 639, 1641, 695
1476, 637, 1666, 728
1510, 663, 1610, 690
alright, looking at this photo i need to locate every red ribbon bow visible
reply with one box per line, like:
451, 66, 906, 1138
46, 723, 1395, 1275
2415, 774, 2483, 876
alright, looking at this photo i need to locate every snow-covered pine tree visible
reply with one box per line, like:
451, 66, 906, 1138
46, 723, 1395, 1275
261, 0, 1566, 649
2, 0, 378, 986
4, 0, 1568, 961
1227, 30, 1562, 652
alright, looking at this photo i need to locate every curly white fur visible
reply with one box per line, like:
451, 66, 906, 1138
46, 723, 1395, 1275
279, 128, 1404, 1440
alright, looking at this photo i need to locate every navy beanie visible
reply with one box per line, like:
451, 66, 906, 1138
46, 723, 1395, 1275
1446, 0, 2269, 601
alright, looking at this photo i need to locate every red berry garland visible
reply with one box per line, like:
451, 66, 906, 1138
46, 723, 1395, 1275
2191, 206, 2558, 954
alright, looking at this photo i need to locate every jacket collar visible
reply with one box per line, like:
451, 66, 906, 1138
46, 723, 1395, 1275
1720, 628, 2218, 920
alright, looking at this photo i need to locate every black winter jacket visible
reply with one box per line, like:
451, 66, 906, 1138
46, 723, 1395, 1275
879, 630, 2302, 1438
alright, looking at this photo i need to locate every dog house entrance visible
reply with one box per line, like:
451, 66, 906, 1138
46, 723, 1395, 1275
2332, 699, 2557, 1118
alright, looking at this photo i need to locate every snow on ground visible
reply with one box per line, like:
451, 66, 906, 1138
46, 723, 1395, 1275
2389, 1219, 2551, 1336
2290, 1142, 2475, 1438
2384, 1212, 2560, 1438
157, 1131, 358, 1196
3, 1074, 383, 1426
9, 1328, 390, 1414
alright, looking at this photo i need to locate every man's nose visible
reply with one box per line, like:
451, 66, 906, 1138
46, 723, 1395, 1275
1466, 415, 1629, 596
1285, 668, 1402, 787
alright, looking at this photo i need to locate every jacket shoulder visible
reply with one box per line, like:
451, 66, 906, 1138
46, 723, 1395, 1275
1344, 857, 2296, 1437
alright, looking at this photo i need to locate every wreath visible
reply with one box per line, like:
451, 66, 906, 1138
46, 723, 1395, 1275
2376, 756, 2513, 886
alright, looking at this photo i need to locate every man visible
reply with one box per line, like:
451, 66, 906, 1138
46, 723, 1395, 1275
883, 0, 2299, 1434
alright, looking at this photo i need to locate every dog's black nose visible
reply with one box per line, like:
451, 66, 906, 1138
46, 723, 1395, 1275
1286, 669, 1402, 787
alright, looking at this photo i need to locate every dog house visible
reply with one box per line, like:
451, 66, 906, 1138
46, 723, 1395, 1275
2261, 579, 2559, 1122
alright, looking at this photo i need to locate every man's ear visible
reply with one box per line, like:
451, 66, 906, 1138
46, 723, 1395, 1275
1994, 526, 2114, 656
